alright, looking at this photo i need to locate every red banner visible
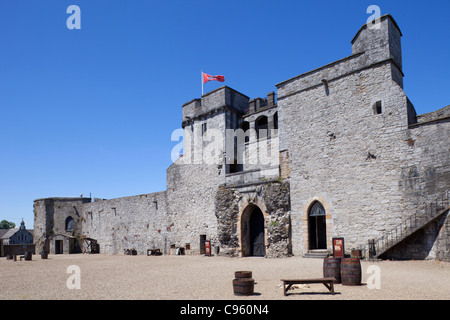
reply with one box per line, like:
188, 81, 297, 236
202, 73, 225, 84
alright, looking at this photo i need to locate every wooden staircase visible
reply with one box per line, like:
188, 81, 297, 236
363, 190, 450, 259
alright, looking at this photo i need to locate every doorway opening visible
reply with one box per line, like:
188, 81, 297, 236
241, 204, 266, 257
308, 201, 327, 250
55, 240, 64, 254
199, 234, 206, 255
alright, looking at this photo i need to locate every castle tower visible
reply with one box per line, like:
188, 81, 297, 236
351, 14, 403, 88
33, 197, 91, 254
275, 14, 415, 255
180, 86, 249, 176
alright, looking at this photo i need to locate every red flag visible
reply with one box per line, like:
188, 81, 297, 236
202, 72, 225, 84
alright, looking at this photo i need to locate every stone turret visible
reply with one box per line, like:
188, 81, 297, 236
351, 14, 403, 86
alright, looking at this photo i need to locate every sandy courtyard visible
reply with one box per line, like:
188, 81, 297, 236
1, 254, 449, 300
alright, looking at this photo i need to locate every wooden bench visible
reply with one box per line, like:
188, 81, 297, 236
281, 277, 336, 296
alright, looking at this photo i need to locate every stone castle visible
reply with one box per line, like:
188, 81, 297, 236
33, 15, 450, 260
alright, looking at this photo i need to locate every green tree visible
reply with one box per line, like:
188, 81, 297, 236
0, 220, 16, 229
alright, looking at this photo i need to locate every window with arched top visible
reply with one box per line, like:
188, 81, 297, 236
65, 216, 75, 231
309, 201, 326, 217
255, 115, 268, 140
240, 121, 250, 143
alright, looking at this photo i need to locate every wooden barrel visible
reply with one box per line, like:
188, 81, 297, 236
40, 250, 48, 259
232, 278, 254, 296
351, 249, 362, 259
341, 258, 361, 286
235, 271, 252, 279
24, 251, 32, 261
323, 257, 341, 284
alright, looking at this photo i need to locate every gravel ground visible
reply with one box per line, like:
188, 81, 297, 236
1, 254, 449, 300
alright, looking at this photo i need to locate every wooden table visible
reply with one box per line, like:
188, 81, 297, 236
281, 277, 336, 296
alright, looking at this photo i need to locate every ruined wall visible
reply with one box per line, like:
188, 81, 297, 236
33, 199, 51, 253
33, 197, 91, 254
215, 181, 291, 258
214, 185, 240, 256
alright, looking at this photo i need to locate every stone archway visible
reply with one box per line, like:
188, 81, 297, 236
308, 201, 327, 250
241, 204, 266, 257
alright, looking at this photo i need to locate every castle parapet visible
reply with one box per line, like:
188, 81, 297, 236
182, 86, 249, 125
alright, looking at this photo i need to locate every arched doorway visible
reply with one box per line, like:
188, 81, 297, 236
308, 201, 327, 250
241, 205, 266, 257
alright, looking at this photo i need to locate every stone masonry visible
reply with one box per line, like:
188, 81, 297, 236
34, 15, 450, 260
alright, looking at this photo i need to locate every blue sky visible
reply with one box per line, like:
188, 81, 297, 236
0, 0, 449, 228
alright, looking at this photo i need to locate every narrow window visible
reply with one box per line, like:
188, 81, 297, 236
240, 121, 250, 143
65, 216, 75, 231
273, 112, 278, 130
255, 116, 268, 140
202, 122, 207, 135
373, 101, 382, 114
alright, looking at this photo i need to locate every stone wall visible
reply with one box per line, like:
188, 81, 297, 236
215, 181, 291, 258
33, 197, 91, 254
382, 211, 449, 261
276, 15, 449, 258
80, 192, 170, 255
214, 185, 240, 256
3, 244, 36, 256
166, 160, 221, 254
278, 61, 411, 254
277, 15, 416, 255
395, 113, 450, 260
32, 15, 449, 261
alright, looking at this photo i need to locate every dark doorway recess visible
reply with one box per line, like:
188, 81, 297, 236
308, 201, 327, 250
241, 205, 266, 257
55, 240, 64, 254
199, 234, 206, 255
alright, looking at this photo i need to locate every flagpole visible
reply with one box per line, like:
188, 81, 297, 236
201, 70, 204, 97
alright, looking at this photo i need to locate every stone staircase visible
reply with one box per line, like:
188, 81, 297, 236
302, 249, 329, 259
364, 190, 450, 259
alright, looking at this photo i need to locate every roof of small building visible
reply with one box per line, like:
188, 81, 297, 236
0, 229, 10, 238
0, 227, 34, 239
1, 228, 18, 239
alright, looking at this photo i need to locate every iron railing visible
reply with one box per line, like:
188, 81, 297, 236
362, 190, 450, 259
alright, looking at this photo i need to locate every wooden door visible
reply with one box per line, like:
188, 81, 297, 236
250, 208, 265, 256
